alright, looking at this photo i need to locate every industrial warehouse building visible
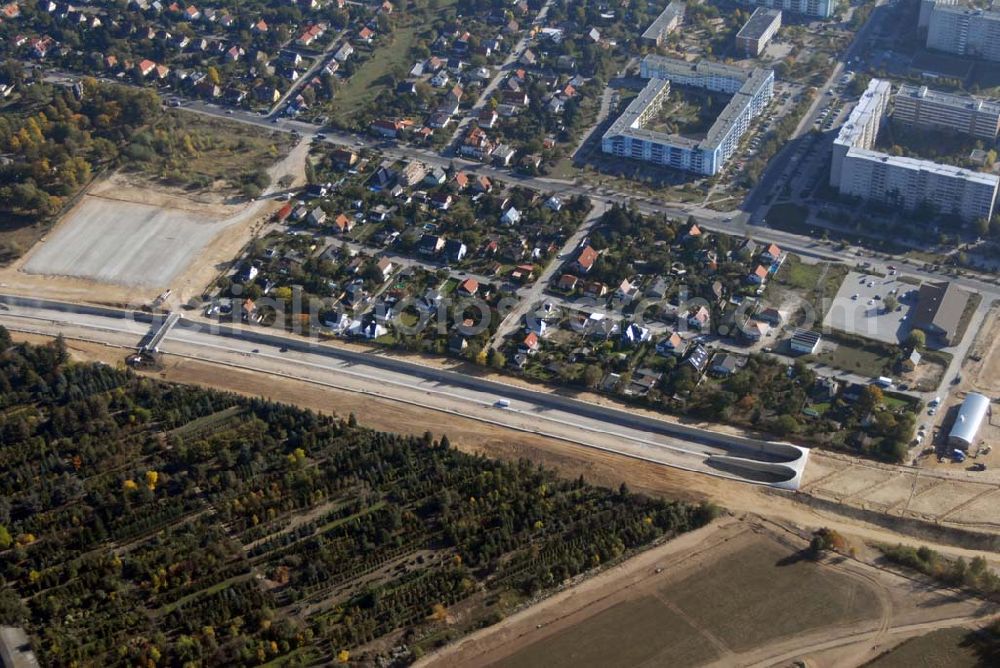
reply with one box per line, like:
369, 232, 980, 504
910, 280, 971, 345
948, 392, 991, 449
642, 1, 686, 46
830, 78, 999, 223
601, 55, 774, 176
737, 8, 782, 56
894, 84, 1000, 141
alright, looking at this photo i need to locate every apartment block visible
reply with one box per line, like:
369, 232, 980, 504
736, 8, 782, 57
831, 78, 998, 222
741, 0, 833, 19
926, 3, 1000, 62
601, 56, 774, 176
894, 84, 1000, 141
642, 1, 686, 46
831, 78, 891, 187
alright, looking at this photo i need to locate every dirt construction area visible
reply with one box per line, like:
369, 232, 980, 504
2, 138, 309, 305
962, 301, 1000, 397
22, 183, 233, 288
418, 517, 995, 668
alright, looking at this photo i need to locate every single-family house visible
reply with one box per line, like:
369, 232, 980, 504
500, 207, 521, 226
430, 192, 453, 210
621, 323, 651, 346
558, 274, 579, 292
687, 306, 710, 330
419, 234, 445, 255
458, 277, 479, 296
307, 207, 327, 226
334, 42, 354, 62
444, 239, 467, 262
332, 213, 353, 233
519, 331, 540, 354
685, 344, 710, 374
574, 245, 599, 274
748, 265, 769, 285
761, 243, 782, 263
478, 108, 499, 129
656, 332, 685, 356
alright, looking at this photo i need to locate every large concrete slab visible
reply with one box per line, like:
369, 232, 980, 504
22, 196, 227, 288
824, 270, 913, 344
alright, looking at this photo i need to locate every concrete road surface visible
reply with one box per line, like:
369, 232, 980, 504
0, 295, 807, 488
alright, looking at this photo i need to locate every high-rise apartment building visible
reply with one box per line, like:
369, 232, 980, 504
893, 84, 1000, 141
926, 2, 1000, 62
831, 79, 999, 222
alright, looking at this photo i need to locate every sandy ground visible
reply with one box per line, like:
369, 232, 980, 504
415, 516, 995, 668
962, 301, 1000, 396
0, 138, 310, 307
914, 301, 1000, 473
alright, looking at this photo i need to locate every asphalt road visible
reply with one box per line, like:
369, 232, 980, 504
0, 295, 807, 488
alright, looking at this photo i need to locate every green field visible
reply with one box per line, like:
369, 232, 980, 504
130, 110, 293, 192
807, 333, 894, 377
766, 255, 849, 325
330, 0, 460, 123
331, 26, 419, 122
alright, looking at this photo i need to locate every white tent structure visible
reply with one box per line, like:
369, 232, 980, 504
948, 393, 991, 449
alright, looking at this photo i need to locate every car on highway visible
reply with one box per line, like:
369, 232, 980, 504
495, 399, 511, 408
971, 463, 986, 472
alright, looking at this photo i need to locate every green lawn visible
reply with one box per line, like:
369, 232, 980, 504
765, 202, 810, 235
330, 26, 420, 122
330, 0, 460, 123
806, 333, 895, 378
766, 255, 849, 324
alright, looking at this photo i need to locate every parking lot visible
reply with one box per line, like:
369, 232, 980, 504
824, 270, 915, 343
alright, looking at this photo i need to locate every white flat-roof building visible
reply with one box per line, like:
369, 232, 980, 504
831, 78, 999, 222
742, 0, 833, 19
894, 84, 1000, 141
601, 56, 774, 176
948, 392, 990, 449
926, 3, 1000, 62
642, 1, 686, 46
737, 8, 782, 56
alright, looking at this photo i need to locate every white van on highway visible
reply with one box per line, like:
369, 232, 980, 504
495, 399, 510, 408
